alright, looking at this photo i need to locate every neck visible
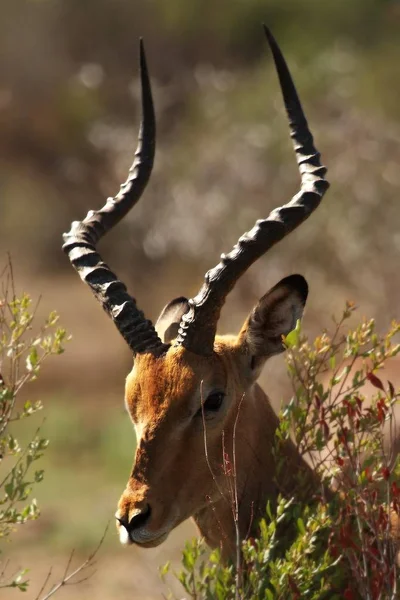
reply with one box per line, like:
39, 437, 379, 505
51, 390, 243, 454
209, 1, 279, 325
193, 383, 320, 560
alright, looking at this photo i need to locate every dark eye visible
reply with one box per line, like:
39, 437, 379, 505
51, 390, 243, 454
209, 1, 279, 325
203, 391, 225, 412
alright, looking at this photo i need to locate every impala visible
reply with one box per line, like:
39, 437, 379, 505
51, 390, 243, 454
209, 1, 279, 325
63, 27, 329, 559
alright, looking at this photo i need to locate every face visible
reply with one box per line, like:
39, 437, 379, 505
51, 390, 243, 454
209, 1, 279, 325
115, 342, 244, 548
115, 275, 308, 547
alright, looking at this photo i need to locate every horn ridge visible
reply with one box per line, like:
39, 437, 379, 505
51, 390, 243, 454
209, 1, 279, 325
63, 40, 167, 356
176, 26, 329, 356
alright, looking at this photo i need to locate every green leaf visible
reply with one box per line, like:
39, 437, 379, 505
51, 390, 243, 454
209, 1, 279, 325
159, 561, 170, 581
26, 347, 39, 372
297, 517, 306, 535
283, 319, 302, 349
265, 588, 274, 600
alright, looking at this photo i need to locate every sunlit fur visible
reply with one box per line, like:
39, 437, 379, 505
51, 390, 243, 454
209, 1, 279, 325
117, 333, 318, 559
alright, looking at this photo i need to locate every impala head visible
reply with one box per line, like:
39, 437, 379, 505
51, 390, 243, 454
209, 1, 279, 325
63, 28, 329, 549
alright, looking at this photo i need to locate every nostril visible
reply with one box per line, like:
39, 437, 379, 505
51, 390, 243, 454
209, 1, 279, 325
128, 504, 151, 531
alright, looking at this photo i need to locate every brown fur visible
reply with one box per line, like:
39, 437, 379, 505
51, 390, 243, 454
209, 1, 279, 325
117, 334, 319, 559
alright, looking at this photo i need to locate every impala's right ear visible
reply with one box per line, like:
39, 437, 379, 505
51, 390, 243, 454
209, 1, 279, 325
237, 275, 308, 379
155, 297, 190, 343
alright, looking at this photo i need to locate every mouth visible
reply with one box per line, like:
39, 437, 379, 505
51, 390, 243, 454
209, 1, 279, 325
117, 522, 170, 548
133, 532, 169, 548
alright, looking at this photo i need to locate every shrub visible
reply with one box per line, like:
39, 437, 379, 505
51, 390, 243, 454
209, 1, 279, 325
0, 262, 68, 593
162, 303, 400, 599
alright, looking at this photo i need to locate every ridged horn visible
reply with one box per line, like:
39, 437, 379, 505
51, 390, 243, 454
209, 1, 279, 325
176, 25, 329, 356
63, 40, 168, 356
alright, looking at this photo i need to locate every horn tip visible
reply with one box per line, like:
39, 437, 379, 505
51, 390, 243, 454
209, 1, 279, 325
139, 38, 146, 63
139, 38, 151, 87
262, 23, 275, 46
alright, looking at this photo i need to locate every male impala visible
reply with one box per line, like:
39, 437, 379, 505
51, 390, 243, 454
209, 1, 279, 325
63, 27, 329, 559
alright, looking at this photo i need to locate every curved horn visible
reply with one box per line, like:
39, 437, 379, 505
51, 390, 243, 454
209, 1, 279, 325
63, 40, 167, 356
176, 26, 330, 356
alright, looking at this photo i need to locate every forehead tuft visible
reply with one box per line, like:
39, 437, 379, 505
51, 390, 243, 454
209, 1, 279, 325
125, 345, 216, 415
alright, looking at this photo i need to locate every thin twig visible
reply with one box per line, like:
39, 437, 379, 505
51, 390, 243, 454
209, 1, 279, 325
232, 393, 245, 599
33, 568, 53, 600
37, 523, 109, 600
200, 380, 228, 505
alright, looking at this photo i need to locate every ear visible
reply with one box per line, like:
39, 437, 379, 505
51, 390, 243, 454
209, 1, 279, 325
155, 297, 189, 343
238, 274, 308, 377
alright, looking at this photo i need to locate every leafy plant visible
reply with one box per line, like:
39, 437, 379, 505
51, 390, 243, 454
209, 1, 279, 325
283, 303, 400, 598
0, 261, 68, 592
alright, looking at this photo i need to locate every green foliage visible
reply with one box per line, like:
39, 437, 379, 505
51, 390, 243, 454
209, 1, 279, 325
242, 500, 343, 600
0, 264, 69, 592
162, 499, 342, 599
163, 305, 400, 599
161, 539, 235, 600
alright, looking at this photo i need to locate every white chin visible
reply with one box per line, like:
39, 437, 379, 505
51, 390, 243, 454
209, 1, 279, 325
119, 526, 132, 546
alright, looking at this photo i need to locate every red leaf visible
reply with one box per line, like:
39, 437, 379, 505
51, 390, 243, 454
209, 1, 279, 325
288, 576, 301, 599
367, 372, 384, 391
388, 380, 395, 399
319, 419, 330, 441
377, 405, 385, 424
365, 467, 373, 482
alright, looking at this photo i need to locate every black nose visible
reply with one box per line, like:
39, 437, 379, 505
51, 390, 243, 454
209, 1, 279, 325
128, 504, 152, 531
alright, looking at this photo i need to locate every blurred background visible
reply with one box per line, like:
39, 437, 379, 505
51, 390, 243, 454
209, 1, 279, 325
1, 0, 400, 598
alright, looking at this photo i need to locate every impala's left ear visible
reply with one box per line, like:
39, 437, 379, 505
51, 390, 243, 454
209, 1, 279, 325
155, 297, 190, 343
237, 274, 308, 377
